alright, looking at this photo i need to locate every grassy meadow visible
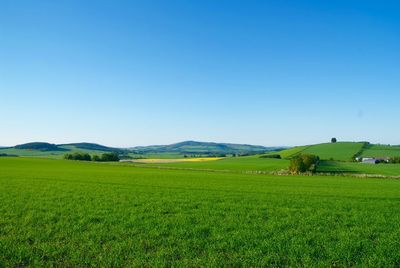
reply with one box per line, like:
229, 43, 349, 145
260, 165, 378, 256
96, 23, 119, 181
295, 142, 365, 161
1, 157, 400, 266
361, 144, 400, 158
134, 155, 289, 172
318, 160, 400, 177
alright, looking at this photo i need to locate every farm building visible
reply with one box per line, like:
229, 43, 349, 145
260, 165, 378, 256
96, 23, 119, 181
361, 157, 390, 164
362, 158, 379, 164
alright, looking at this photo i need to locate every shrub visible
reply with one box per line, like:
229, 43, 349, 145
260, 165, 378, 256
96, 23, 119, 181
289, 157, 306, 173
331, 138, 337, 143
289, 154, 320, 174
390, 157, 400, 164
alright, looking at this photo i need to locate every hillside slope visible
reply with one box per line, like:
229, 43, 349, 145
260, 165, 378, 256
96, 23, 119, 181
14, 142, 66, 151
268, 142, 366, 161
361, 144, 400, 158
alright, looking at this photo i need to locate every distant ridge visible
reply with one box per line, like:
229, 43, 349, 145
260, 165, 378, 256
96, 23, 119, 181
131, 140, 281, 155
5, 140, 284, 156
10, 142, 123, 153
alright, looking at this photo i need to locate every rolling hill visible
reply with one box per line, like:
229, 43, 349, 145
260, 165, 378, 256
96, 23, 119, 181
267, 142, 366, 161
59, 143, 124, 153
0, 142, 123, 159
0, 141, 282, 158
361, 144, 400, 158
14, 142, 67, 151
131, 140, 280, 155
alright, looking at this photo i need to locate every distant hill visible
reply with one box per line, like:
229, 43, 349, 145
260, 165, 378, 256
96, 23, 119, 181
1, 142, 124, 158
131, 140, 281, 155
14, 142, 67, 151
0, 140, 280, 158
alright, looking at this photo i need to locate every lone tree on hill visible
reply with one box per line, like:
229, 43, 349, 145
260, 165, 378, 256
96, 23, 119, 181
331, 137, 337, 143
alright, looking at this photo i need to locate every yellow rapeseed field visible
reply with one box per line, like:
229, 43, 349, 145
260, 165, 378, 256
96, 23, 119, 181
130, 157, 222, 164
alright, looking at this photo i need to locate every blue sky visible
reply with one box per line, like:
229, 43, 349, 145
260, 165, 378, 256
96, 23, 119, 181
1, 0, 399, 147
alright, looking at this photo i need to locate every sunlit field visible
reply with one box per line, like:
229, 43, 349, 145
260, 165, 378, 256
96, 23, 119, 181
2, 157, 400, 266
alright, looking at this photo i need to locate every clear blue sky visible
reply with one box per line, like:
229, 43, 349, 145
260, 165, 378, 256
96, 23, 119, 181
1, 0, 399, 147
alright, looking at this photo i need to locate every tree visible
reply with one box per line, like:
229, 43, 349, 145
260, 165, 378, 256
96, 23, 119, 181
301, 154, 320, 173
331, 138, 337, 143
289, 154, 320, 174
289, 157, 306, 174
64, 152, 91, 161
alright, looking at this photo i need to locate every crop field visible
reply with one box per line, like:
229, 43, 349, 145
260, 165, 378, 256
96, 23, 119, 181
298, 142, 365, 161
361, 144, 400, 158
139, 155, 289, 172
318, 161, 400, 177
129, 157, 222, 164
266, 142, 365, 161
273, 145, 308, 158
1, 157, 400, 266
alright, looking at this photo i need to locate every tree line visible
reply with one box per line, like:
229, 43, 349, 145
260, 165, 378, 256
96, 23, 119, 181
64, 152, 120, 162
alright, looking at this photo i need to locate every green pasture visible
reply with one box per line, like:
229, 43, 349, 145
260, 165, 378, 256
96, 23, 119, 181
1, 157, 400, 266
267, 142, 365, 161
318, 161, 400, 177
138, 155, 289, 172
299, 142, 365, 161
361, 144, 400, 158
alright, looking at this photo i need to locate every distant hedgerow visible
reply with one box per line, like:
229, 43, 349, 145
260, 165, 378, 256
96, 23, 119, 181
64, 153, 92, 161
64, 152, 120, 162
259, 154, 281, 159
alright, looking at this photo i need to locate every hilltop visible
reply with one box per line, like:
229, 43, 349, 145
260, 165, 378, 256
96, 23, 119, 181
14, 142, 67, 151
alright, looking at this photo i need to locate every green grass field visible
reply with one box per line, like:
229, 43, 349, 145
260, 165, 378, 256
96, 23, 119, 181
267, 142, 365, 161
318, 161, 400, 177
138, 155, 289, 172
2, 157, 400, 266
266, 145, 309, 159
299, 142, 365, 161
361, 144, 400, 158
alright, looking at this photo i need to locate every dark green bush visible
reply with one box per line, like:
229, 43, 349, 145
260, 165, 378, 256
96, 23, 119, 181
390, 157, 400, 164
289, 154, 320, 174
